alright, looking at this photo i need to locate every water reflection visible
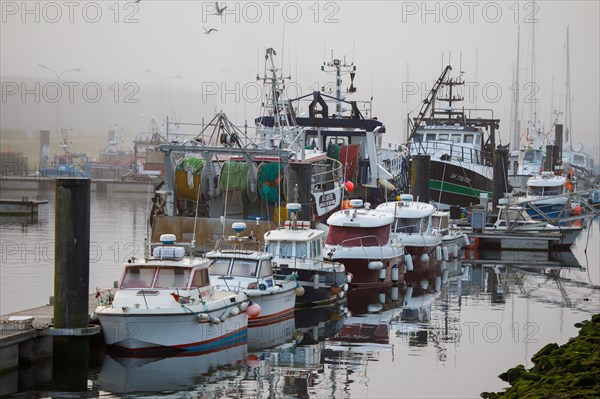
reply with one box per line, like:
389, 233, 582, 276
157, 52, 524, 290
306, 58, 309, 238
96, 345, 247, 396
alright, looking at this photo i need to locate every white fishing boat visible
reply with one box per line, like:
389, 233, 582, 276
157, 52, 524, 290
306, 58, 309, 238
485, 204, 583, 248
94, 234, 249, 354
431, 210, 470, 259
376, 194, 444, 269
324, 199, 406, 287
519, 171, 571, 220
206, 223, 297, 328
264, 203, 349, 307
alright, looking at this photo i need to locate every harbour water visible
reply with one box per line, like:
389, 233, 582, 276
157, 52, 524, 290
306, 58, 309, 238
1, 188, 599, 398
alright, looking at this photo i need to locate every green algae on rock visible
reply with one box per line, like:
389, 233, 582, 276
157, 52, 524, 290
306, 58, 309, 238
481, 314, 600, 399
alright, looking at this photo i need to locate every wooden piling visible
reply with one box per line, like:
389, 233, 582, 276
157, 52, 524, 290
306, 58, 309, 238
410, 154, 430, 203
54, 178, 90, 329
493, 146, 509, 211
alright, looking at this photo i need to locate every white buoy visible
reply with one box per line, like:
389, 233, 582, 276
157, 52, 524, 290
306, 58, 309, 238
435, 246, 442, 261
338, 290, 345, 299
239, 302, 248, 312
441, 260, 447, 270
210, 316, 221, 324
229, 307, 240, 316
391, 285, 399, 301
420, 279, 429, 290
378, 268, 386, 281
346, 273, 353, 283
391, 266, 399, 282
404, 285, 413, 305
367, 303, 383, 313
196, 313, 210, 322
435, 276, 442, 292
405, 254, 414, 271
379, 292, 386, 304
442, 269, 449, 283
342, 283, 348, 292
452, 245, 459, 258
463, 234, 470, 247
442, 246, 449, 261
313, 273, 320, 289
368, 261, 384, 270
421, 253, 430, 264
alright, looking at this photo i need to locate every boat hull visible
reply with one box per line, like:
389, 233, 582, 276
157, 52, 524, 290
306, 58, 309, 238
277, 268, 348, 306
95, 311, 248, 355
429, 160, 493, 208
330, 255, 405, 287
245, 286, 296, 327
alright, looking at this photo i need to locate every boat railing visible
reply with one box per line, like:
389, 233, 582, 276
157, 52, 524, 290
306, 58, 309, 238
382, 149, 409, 176
311, 158, 343, 191
410, 140, 493, 166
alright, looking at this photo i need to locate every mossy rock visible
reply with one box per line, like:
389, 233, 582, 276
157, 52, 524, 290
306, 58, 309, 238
533, 342, 559, 359
570, 372, 598, 387
499, 364, 527, 383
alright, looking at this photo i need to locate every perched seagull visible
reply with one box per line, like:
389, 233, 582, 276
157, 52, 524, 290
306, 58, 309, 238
214, 2, 227, 15
203, 27, 218, 34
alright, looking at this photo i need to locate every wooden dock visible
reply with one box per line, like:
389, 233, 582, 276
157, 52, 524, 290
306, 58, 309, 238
0, 295, 101, 375
0, 198, 48, 216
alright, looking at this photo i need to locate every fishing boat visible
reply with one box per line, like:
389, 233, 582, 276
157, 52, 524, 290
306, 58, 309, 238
261, 50, 410, 205
264, 203, 349, 307
519, 171, 571, 220
94, 234, 249, 354
205, 223, 297, 328
483, 204, 583, 248
376, 194, 443, 270
407, 65, 501, 209
323, 199, 406, 287
149, 49, 345, 238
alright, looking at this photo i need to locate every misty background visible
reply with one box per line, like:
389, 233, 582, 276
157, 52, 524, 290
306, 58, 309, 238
1, 0, 598, 162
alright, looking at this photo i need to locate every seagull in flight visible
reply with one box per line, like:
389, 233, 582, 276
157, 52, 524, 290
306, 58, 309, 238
214, 2, 227, 15
203, 27, 218, 34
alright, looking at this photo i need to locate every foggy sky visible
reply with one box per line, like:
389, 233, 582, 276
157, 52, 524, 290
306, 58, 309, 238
1, 1, 598, 157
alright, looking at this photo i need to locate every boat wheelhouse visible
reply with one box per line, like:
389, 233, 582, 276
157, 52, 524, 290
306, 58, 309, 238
206, 224, 297, 328
264, 203, 349, 306
324, 199, 405, 287
94, 234, 249, 354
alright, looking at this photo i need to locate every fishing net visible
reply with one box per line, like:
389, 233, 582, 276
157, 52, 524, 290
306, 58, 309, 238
258, 162, 285, 203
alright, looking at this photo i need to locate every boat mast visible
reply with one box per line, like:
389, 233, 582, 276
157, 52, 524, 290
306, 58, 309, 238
529, 17, 538, 148
564, 26, 572, 151
322, 51, 356, 116
512, 25, 521, 151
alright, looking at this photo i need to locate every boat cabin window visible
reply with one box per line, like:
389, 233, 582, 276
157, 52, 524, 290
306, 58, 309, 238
325, 225, 390, 247
154, 267, 191, 288
474, 134, 481, 145
278, 242, 293, 258
190, 269, 209, 288
393, 217, 427, 234
528, 187, 542, 196
451, 134, 461, 143
310, 239, 321, 258
231, 259, 259, 277
258, 260, 273, 277
432, 215, 448, 229
425, 133, 436, 141
415, 134, 424, 143
209, 258, 231, 275
544, 186, 564, 196
438, 134, 449, 140
464, 134, 474, 144
296, 242, 308, 258
121, 267, 156, 289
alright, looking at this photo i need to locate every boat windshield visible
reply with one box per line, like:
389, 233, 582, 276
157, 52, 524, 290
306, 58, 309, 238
231, 259, 259, 277
325, 225, 390, 247
154, 267, 191, 288
209, 258, 231, 275
393, 217, 427, 234
121, 267, 156, 288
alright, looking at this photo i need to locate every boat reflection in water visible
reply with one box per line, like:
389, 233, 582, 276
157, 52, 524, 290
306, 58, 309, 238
247, 314, 296, 352
242, 302, 347, 397
96, 344, 247, 395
